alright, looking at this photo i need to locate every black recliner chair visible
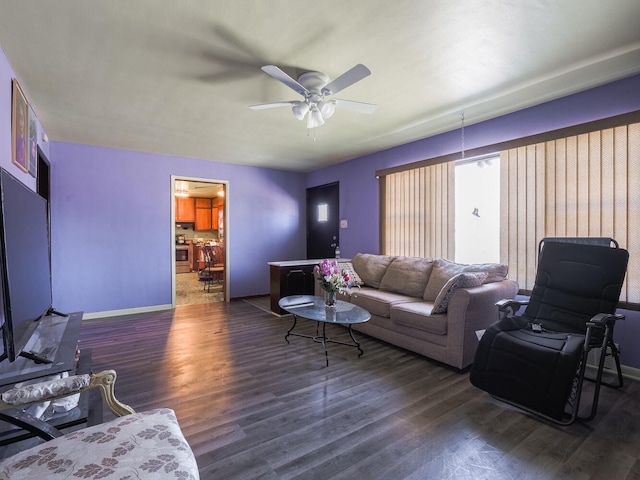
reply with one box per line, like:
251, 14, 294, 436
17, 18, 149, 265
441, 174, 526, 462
470, 238, 629, 425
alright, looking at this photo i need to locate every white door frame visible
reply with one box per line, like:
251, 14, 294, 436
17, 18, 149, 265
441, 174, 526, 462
171, 175, 229, 306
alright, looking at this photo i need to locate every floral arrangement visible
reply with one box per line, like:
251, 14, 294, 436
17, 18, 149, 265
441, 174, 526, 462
313, 259, 350, 293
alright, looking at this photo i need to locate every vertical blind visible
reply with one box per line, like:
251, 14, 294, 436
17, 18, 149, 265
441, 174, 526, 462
500, 122, 640, 302
381, 120, 640, 304
383, 162, 455, 259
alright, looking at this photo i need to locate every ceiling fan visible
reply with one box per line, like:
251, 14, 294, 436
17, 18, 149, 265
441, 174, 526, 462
250, 64, 377, 128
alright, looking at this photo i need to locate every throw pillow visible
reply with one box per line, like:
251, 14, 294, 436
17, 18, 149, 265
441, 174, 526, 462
379, 256, 434, 297
338, 261, 364, 287
351, 253, 395, 288
431, 272, 489, 314
423, 259, 467, 301
462, 262, 508, 283
423, 259, 509, 301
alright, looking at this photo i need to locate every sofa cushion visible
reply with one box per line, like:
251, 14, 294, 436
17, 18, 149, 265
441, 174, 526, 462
351, 253, 395, 288
391, 302, 448, 335
431, 271, 489, 314
423, 259, 508, 301
379, 256, 435, 298
350, 287, 420, 318
338, 261, 364, 286
0, 408, 199, 480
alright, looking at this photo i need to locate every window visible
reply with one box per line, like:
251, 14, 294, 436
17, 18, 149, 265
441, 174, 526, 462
501, 123, 640, 303
454, 156, 500, 264
380, 116, 640, 306
382, 162, 454, 259
317, 203, 328, 222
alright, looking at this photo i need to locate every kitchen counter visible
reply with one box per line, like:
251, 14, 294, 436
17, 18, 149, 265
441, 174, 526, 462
268, 258, 349, 267
268, 258, 350, 314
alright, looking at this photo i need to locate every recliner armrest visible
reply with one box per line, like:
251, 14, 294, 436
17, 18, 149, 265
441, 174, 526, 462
496, 299, 528, 317
588, 312, 625, 327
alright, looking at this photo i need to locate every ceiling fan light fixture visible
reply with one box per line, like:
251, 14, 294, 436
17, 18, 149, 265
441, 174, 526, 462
319, 100, 336, 118
307, 109, 325, 128
252, 64, 375, 130
292, 102, 309, 120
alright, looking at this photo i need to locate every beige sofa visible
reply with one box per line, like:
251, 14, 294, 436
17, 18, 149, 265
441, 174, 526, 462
333, 253, 519, 370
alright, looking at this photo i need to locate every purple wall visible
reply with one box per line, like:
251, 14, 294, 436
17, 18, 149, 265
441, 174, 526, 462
4, 41, 640, 369
307, 74, 640, 260
306, 73, 640, 369
49, 143, 306, 313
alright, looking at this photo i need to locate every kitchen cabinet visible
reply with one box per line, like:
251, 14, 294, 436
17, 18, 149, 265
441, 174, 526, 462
193, 197, 224, 231
195, 198, 212, 231
211, 197, 224, 231
268, 261, 317, 314
175, 197, 195, 222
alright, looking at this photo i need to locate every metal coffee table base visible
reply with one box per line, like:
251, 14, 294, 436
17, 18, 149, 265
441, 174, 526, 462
285, 315, 364, 367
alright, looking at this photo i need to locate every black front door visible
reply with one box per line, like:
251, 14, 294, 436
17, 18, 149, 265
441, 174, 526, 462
307, 182, 339, 259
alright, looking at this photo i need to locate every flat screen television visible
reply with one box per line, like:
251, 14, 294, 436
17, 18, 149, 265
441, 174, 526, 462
0, 168, 53, 362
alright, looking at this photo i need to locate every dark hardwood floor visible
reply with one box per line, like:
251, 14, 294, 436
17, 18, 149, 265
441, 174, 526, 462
74, 300, 639, 480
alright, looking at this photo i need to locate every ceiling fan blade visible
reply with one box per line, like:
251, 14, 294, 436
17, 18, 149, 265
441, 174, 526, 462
261, 65, 308, 96
333, 99, 377, 114
249, 101, 298, 110
322, 64, 371, 96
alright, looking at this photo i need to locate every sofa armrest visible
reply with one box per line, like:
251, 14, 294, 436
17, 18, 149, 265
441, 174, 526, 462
445, 279, 520, 369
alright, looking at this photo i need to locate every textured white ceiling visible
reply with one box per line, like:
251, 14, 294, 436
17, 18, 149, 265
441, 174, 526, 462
1, 0, 639, 172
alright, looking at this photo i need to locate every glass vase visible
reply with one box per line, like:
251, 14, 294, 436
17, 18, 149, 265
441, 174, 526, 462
325, 290, 336, 307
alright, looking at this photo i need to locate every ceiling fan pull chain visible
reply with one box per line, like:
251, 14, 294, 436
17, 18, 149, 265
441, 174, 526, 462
460, 113, 465, 160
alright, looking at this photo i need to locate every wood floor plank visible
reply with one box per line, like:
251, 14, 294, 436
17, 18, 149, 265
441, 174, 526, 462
61, 299, 640, 479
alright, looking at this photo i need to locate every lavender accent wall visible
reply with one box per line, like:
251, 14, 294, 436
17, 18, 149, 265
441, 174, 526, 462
306, 73, 640, 369
3, 42, 640, 368
307, 74, 640, 261
49, 142, 306, 314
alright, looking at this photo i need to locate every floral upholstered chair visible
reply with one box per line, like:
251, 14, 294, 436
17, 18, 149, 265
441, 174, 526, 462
0, 370, 199, 479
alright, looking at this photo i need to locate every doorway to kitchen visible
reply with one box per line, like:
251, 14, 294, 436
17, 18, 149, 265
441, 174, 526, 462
171, 176, 228, 306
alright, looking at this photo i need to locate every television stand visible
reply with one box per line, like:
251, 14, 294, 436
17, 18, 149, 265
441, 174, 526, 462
0, 312, 102, 449
0, 348, 101, 448
0, 312, 82, 388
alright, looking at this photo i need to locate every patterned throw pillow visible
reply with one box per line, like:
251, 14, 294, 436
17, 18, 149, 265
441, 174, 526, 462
423, 258, 508, 301
431, 272, 489, 314
338, 261, 364, 287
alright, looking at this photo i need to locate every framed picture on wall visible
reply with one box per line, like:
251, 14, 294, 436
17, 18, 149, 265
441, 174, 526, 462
11, 78, 28, 173
28, 105, 38, 178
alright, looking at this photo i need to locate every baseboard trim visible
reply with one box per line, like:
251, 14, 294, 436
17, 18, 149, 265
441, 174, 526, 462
82, 304, 173, 320
621, 365, 640, 382
585, 363, 640, 382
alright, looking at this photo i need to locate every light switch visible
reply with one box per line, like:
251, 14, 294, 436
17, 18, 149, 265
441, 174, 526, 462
340, 219, 348, 228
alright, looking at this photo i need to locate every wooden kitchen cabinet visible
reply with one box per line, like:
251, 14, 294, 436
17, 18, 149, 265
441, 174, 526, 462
175, 197, 195, 222
211, 197, 224, 231
193, 197, 224, 231
195, 198, 212, 231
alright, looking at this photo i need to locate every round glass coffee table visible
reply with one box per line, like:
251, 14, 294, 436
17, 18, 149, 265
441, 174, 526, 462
278, 294, 371, 367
